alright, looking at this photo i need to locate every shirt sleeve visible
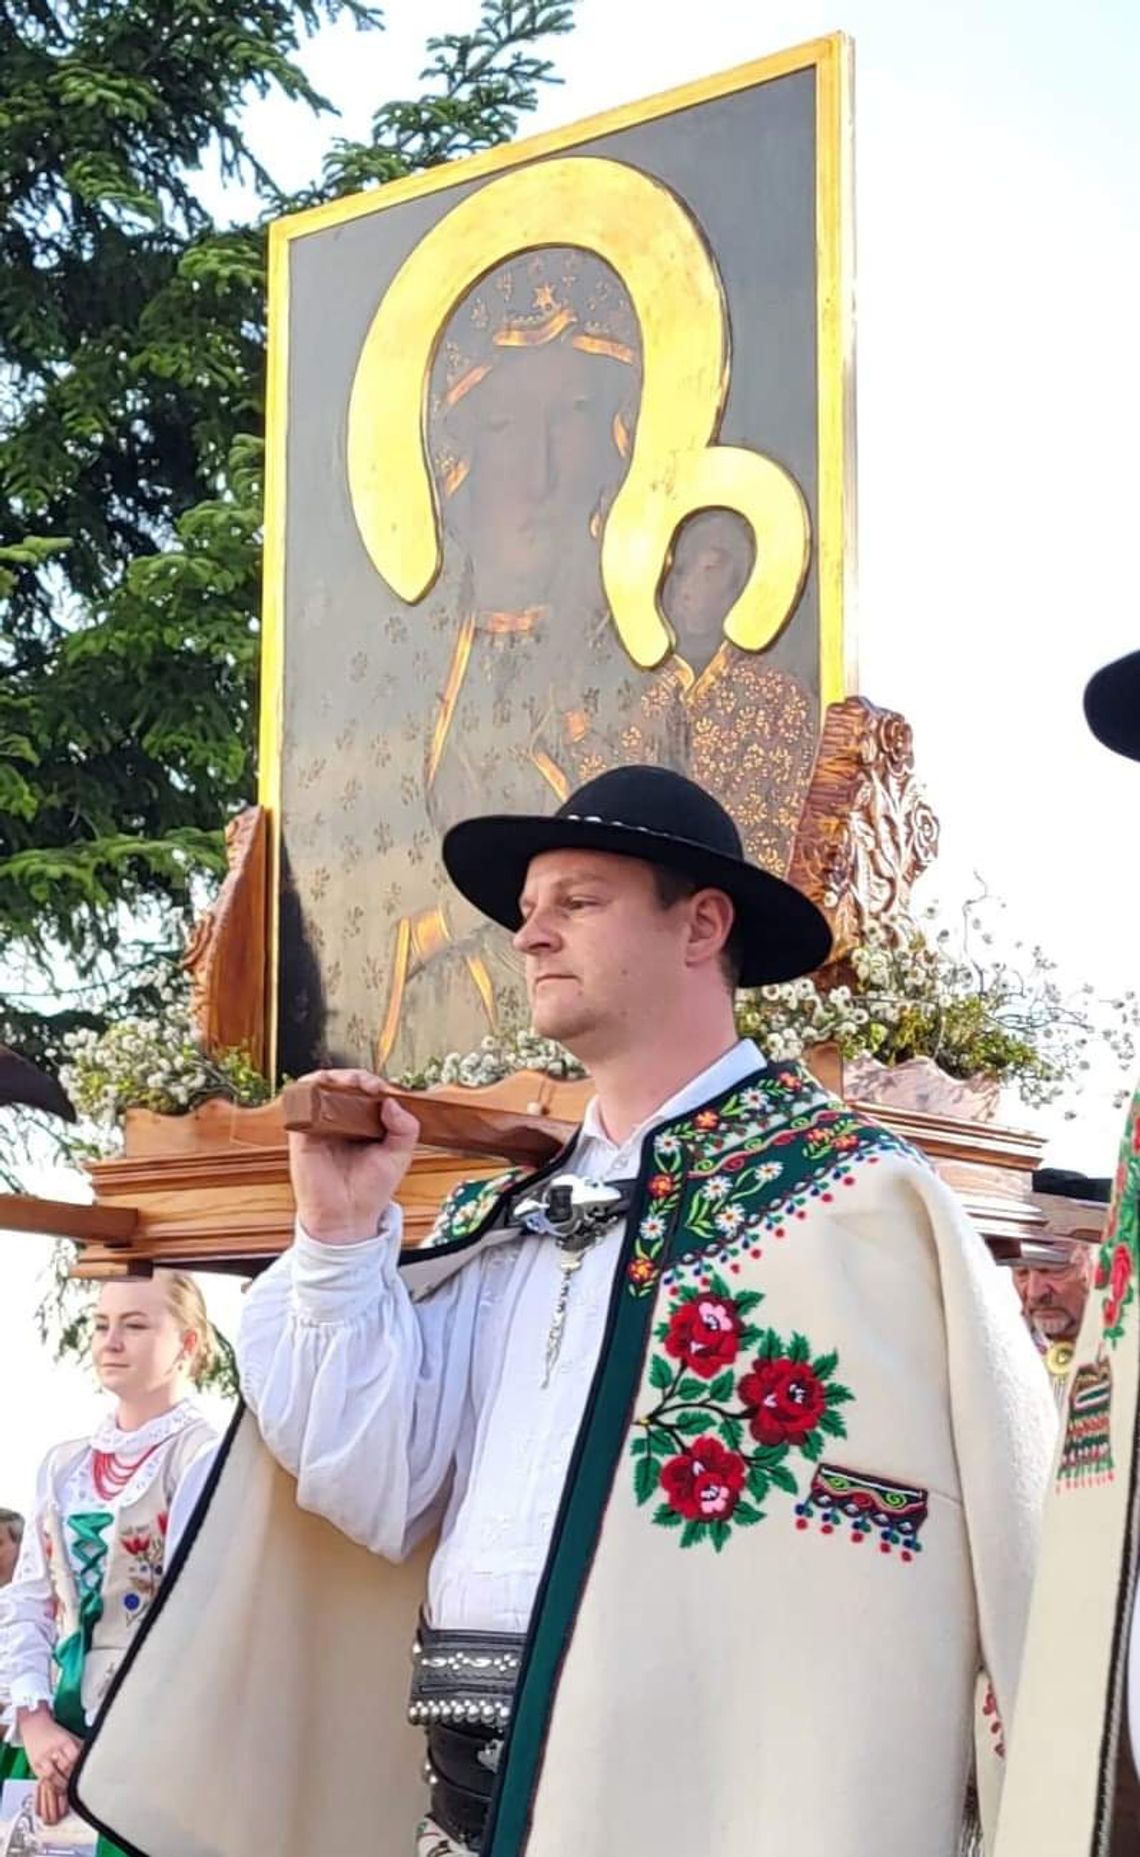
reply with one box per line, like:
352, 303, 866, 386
0, 1453, 60, 1731
237, 1207, 488, 1560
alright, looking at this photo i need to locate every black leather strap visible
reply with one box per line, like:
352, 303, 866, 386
425, 1721, 501, 1850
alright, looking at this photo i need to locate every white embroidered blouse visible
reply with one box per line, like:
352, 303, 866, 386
0, 1399, 217, 1730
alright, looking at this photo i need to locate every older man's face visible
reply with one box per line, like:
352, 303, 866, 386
1014, 1244, 1095, 1348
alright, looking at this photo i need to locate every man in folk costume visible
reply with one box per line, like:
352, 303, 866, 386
993, 657, 1140, 1857
76, 766, 1053, 1857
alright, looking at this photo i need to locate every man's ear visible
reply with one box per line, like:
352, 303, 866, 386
685, 888, 734, 968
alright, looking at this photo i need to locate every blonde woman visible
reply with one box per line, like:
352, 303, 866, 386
0, 1272, 218, 1844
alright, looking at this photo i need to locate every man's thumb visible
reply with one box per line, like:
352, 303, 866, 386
381, 1095, 420, 1147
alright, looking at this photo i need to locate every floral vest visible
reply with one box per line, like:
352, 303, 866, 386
45, 1419, 214, 1727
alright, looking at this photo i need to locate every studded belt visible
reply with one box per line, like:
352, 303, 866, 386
409, 1623, 525, 1851
408, 1619, 524, 1733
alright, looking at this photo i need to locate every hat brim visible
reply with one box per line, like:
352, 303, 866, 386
1084, 650, 1140, 761
442, 814, 833, 987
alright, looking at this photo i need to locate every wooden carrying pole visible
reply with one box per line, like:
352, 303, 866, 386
0, 1194, 137, 1244
280, 1080, 573, 1166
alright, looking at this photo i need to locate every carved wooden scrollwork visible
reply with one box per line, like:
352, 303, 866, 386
787, 698, 939, 963
183, 806, 269, 1072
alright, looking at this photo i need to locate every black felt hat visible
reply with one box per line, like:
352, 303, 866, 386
1084, 649, 1140, 761
1032, 1167, 1113, 1205
442, 764, 833, 987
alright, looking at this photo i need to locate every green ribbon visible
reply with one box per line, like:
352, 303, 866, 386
51, 1510, 113, 1738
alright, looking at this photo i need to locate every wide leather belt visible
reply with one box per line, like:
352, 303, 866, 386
423, 1720, 500, 1851
408, 1620, 524, 1731
409, 1623, 526, 1851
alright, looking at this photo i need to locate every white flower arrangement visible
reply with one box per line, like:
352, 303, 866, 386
397, 1027, 587, 1092
59, 978, 269, 1153
738, 906, 1139, 1112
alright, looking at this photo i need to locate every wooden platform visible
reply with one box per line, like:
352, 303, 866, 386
0, 1051, 1066, 1279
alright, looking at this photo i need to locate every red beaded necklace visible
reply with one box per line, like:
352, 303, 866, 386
91, 1435, 167, 1502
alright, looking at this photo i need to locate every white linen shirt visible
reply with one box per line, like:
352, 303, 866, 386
235, 1040, 763, 1634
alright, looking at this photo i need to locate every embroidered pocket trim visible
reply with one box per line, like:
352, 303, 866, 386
794, 1461, 928, 1560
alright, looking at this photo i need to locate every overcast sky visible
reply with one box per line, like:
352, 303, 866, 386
2, 0, 1138, 1505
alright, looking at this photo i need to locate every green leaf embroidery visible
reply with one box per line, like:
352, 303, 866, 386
746, 1465, 771, 1503
649, 1354, 674, 1392
634, 1448, 661, 1507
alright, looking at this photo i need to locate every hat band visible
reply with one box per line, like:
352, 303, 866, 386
562, 812, 736, 856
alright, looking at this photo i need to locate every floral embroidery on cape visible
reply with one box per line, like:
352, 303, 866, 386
1094, 1082, 1140, 1346
425, 1169, 526, 1248
631, 1270, 853, 1551
626, 1065, 913, 1296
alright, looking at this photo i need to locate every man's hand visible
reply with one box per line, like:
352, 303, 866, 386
288, 1069, 420, 1245
18, 1705, 82, 1787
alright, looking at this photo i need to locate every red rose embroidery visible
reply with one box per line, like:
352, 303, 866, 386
664, 1294, 742, 1379
739, 1357, 826, 1446
120, 1530, 152, 1556
1104, 1242, 1133, 1328
660, 1437, 745, 1521
647, 1173, 675, 1200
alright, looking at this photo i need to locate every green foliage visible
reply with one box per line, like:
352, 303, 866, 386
0, 0, 577, 1088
